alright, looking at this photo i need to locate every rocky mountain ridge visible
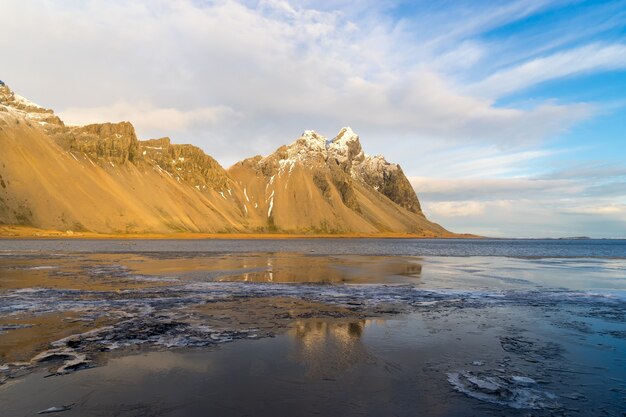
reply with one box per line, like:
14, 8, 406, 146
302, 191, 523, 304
0, 81, 64, 128
0, 82, 449, 236
234, 127, 422, 214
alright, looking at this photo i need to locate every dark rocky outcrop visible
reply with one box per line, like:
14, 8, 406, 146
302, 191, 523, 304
355, 156, 422, 215
328, 127, 422, 214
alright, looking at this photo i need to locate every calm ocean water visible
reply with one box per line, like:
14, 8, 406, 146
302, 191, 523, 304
1, 238, 625, 257
1, 238, 625, 416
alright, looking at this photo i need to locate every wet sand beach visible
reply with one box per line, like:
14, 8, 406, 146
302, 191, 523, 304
1, 239, 625, 416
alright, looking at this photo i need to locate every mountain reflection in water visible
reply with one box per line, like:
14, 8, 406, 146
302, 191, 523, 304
289, 320, 374, 378
215, 254, 423, 283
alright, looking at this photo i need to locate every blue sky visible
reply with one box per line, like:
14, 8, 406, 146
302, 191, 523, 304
1, 0, 625, 237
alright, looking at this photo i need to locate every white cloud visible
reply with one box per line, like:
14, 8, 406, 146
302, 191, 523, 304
423, 197, 626, 238
425, 201, 490, 217
0, 0, 595, 157
542, 162, 626, 180
410, 176, 583, 201
396, 143, 562, 179
562, 204, 626, 216
467, 43, 626, 98
59, 102, 238, 134
413, 170, 626, 237
342, 72, 591, 144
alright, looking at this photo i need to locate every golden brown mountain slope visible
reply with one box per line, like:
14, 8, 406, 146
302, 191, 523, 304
0, 83, 246, 233
227, 129, 447, 235
0, 82, 449, 235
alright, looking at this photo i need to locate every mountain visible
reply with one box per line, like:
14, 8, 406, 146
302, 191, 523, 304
228, 128, 445, 234
0, 82, 450, 236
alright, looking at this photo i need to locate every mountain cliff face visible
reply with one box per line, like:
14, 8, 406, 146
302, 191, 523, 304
140, 137, 231, 191
0, 82, 449, 236
227, 128, 445, 234
64, 122, 141, 165
329, 127, 422, 214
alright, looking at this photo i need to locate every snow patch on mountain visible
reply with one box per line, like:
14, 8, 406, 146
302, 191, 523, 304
0, 82, 63, 128
13, 94, 44, 110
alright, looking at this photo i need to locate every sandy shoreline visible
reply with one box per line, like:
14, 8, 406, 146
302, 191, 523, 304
0, 225, 478, 240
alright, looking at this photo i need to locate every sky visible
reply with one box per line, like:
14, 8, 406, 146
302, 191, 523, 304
1, 0, 625, 238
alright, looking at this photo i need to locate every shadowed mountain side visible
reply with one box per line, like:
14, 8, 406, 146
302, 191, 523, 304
0, 82, 450, 236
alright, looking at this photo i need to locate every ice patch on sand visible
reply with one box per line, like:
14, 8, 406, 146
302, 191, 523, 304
447, 371, 559, 410
32, 349, 90, 374
21, 266, 58, 270
0, 316, 265, 382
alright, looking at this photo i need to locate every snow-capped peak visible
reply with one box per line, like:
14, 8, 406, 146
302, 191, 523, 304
296, 130, 327, 152
332, 126, 359, 145
301, 129, 325, 142
328, 126, 364, 167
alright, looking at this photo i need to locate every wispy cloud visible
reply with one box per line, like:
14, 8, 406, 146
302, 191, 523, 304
425, 200, 512, 218
541, 162, 626, 180
410, 176, 583, 201
410, 0, 559, 50
562, 204, 626, 216
59, 102, 238, 133
467, 43, 626, 98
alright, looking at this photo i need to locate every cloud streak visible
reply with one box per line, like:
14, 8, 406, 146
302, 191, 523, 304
467, 43, 626, 98
59, 102, 238, 133
410, 176, 583, 201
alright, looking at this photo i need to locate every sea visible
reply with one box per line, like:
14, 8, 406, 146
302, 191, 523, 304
0, 238, 624, 416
